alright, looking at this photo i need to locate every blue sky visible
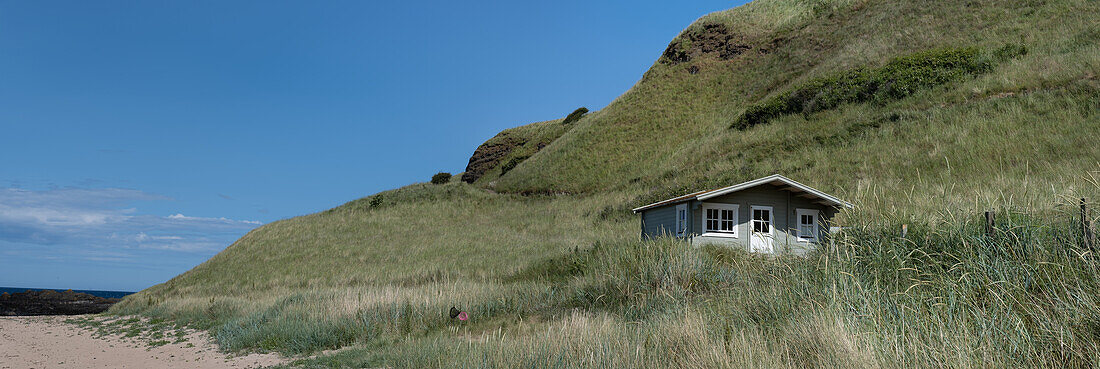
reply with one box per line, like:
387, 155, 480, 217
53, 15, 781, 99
0, 1, 745, 291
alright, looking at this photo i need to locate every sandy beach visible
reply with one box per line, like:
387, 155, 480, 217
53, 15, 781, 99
0, 315, 286, 369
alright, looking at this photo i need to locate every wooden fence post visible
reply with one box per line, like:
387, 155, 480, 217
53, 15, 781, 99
985, 211, 995, 238
1083, 198, 1095, 251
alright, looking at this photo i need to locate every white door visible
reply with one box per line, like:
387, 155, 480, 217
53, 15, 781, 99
750, 206, 774, 253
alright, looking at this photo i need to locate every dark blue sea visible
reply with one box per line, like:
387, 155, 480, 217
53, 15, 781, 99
0, 287, 135, 299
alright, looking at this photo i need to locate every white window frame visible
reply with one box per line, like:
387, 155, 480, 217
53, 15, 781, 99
701, 203, 739, 238
750, 205, 774, 237
675, 204, 688, 237
796, 208, 820, 242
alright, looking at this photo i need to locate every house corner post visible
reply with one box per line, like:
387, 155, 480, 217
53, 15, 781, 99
786, 191, 791, 253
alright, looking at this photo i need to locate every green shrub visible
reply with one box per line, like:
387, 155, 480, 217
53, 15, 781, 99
732, 46, 1012, 129
562, 107, 589, 125
993, 42, 1028, 61
430, 172, 451, 184
369, 194, 384, 208
500, 156, 530, 176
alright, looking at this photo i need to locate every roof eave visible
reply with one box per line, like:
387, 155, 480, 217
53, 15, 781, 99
632, 174, 854, 213
696, 174, 853, 209
631, 197, 696, 213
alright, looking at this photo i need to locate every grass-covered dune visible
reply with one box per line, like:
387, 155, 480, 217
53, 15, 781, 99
114, 0, 1100, 367
115, 186, 1100, 367
491, 0, 1100, 203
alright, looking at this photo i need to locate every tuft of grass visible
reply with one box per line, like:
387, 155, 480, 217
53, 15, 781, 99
215, 293, 365, 355
65, 315, 195, 348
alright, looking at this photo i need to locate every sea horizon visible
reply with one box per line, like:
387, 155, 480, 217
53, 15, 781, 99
0, 286, 135, 299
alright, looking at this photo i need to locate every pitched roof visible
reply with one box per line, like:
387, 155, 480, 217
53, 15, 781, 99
631, 174, 852, 213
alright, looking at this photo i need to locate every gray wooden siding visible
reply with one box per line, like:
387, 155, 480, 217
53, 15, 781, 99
638, 183, 839, 255
691, 183, 835, 255
641, 203, 678, 239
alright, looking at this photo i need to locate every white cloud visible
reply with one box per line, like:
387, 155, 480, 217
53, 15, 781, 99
136, 241, 223, 252
0, 204, 122, 226
0, 188, 167, 208
167, 213, 262, 225
0, 187, 261, 256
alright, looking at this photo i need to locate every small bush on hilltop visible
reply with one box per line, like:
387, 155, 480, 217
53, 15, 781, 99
732, 46, 1025, 129
430, 172, 452, 184
562, 107, 589, 125
368, 195, 383, 208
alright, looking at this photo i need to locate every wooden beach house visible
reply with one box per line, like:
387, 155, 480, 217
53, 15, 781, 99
632, 174, 851, 255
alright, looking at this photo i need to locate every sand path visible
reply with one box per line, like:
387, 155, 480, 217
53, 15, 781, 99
0, 315, 287, 369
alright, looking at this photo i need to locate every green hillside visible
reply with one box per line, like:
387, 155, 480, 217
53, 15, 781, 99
489, 0, 1099, 208
113, 0, 1100, 367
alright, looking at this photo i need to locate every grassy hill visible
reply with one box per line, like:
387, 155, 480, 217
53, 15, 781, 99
490, 0, 1099, 207
113, 0, 1100, 367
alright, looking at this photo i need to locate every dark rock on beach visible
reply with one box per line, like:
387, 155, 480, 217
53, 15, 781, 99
0, 289, 120, 316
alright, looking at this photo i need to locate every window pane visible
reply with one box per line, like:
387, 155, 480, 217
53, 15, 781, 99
706, 208, 731, 232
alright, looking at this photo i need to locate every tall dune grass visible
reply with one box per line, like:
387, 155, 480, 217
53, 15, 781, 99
114, 182, 1100, 367
263, 190, 1100, 367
